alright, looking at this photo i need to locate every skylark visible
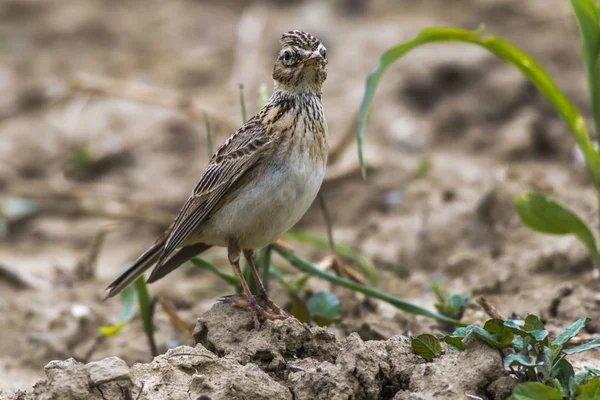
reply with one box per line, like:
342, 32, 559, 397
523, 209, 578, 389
105, 30, 328, 330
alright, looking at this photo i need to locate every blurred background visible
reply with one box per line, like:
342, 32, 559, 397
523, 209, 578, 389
1, 0, 598, 391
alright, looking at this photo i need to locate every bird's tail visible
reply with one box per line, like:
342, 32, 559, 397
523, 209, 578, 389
104, 238, 211, 300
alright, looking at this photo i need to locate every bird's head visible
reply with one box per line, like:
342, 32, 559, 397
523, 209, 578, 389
273, 30, 327, 94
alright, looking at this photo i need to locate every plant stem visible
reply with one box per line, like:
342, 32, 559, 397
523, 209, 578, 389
272, 244, 465, 326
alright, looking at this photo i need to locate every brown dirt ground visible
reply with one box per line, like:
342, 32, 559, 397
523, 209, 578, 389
1, 0, 600, 398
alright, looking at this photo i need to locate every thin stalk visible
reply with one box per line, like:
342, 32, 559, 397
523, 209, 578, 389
272, 244, 465, 326
203, 111, 213, 157
239, 84, 247, 124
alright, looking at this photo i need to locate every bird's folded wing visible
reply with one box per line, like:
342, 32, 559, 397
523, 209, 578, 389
160, 118, 271, 261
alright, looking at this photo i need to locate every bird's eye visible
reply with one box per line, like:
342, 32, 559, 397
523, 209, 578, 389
283, 50, 292, 62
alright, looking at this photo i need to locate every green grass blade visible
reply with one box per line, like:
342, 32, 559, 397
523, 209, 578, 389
203, 111, 213, 158
134, 276, 153, 337
190, 257, 241, 288
273, 244, 464, 326
284, 230, 378, 285
571, 0, 600, 136
239, 84, 247, 124
515, 193, 600, 266
357, 27, 600, 182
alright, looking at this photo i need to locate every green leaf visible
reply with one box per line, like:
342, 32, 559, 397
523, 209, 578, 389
515, 193, 600, 266
190, 257, 241, 289
272, 244, 465, 326
578, 377, 600, 400
512, 382, 562, 400
524, 315, 545, 331
472, 319, 513, 349
505, 320, 527, 336
357, 27, 600, 181
134, 276, 153, 336
99, 321, 130, 337
290, 298, 310, 324
99, 268, 138, 337
440, 326, 474, 351
284, 230, 378, 286
118, 283, 137, 323
564, 338, 600, 354
411, 334, 442, 361
306, 291, 342, 326
504, 354, 543, 368
553, 358, 575, 395
529, 329, 549, 345
571, 0, 600, 137
552, 318, 590, 348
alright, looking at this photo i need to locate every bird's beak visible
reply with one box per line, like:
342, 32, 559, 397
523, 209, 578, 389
306, 51, 326, 66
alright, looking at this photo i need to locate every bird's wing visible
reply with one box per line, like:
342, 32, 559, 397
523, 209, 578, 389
159, 117, 272, 262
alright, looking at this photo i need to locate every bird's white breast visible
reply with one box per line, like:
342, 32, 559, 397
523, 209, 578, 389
201, 128, 327, 250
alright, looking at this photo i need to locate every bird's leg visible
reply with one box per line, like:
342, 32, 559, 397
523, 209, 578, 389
228, 246, 263, 330
243, 249, 287, 318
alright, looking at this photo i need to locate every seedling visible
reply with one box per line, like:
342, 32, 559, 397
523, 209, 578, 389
100, 274, 158, 357
410, 315, 600, 399
357, 0, 600, 272
431, 282, 470, 321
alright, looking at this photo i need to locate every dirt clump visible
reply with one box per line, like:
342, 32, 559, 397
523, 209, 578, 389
18, 303, 516, 400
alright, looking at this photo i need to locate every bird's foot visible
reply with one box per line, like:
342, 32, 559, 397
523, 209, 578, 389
218, 293, 288, 329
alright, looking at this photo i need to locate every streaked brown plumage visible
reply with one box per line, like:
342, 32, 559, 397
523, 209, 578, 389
105, 30, 328, 330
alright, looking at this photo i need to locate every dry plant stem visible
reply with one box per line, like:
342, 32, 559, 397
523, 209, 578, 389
158, 296, 193, 336
317, 191, 336, 253
68, 73, 235, 128
75, 227, 109, 280
327, 109, 360, 165
476, 296, 505, 320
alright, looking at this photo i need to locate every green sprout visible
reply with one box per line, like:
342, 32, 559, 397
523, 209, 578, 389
409, 316, 600, 399
357, 0, 600, 273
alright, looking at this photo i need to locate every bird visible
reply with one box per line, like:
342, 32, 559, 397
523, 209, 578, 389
105, 30, 328, 330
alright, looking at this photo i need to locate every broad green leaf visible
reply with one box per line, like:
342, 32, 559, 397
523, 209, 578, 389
512, 382, 562, 400
307, 291, 342, 326
571, 0, 600, 136
474, 319, 513, 349
524, 315, 545, 331
514, 193, 600, 266
578, 377, 600, 400
529, 329, 549, 345
99, 321, 130, 337
284, 230, 378, 285
190, 257, 241, 288
272, 244, 465, 326
440, 326, 475, 351
552, 318, 590, 348
411, 334, 442, 361
505, 320, 526, 336
564, 338, 600, 354
503, 354, 543, 368
553, 358, 575, 395
357, 27, 600, 181
134, 276, 153, 336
